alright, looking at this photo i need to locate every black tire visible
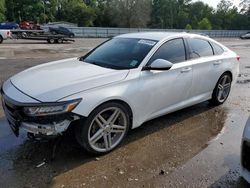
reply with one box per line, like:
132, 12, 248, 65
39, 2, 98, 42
69, 34, 74, 38
0, 35, 3, 44
57, 38, 63, 44
21, 32, 27, 38
75, 102, 131, 155
48, 38, 56, 44
210, 73, 232, 106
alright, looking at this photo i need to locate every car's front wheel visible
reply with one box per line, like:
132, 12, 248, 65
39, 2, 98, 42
75, 102, 130, 154
210, 73, 232, 105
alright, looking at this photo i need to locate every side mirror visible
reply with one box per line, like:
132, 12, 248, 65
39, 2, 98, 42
142, 59, 173, 71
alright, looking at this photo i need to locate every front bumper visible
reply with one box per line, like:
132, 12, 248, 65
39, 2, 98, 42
1, 86, 81, 137
21, 120, 72, 136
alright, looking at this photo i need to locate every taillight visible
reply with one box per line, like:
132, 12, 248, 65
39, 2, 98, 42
236, 55, 240, 61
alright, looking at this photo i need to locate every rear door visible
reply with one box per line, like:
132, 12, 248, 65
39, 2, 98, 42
186, 38, 218, 98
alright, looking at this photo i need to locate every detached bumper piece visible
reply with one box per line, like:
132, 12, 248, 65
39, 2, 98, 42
1, 90, 80, 137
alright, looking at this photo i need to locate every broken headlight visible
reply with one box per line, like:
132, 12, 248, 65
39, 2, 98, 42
23, 99, 82, 116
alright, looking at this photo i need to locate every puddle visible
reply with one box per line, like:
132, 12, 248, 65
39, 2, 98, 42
0, 118, 26, 153
50, 104, 228, 187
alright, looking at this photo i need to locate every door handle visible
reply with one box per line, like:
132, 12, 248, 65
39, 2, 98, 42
181, 67, 192, 73
213, 60, 222, 65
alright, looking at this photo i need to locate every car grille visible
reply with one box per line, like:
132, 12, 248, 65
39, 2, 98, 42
242, 141, 250, 172
1, 91, 22, 136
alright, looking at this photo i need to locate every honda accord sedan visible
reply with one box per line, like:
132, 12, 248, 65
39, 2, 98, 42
1, 32, 239, 154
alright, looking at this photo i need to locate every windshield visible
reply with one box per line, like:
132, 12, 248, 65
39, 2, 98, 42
81, 38, 157, 69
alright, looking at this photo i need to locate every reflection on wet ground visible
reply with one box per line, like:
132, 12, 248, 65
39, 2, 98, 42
0, 102, 227, 187
0, 120, 26, 152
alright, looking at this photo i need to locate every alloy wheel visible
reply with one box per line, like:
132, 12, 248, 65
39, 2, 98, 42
216, 75, 231, 103
88, 107, 128, 152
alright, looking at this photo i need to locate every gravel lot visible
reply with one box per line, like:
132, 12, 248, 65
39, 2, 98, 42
0, 38, 249, 188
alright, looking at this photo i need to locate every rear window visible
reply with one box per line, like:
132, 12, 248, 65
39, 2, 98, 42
211, 42, 224, 55
188, 38, 213, 58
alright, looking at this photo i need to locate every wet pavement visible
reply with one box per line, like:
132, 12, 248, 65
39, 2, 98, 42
0, 38, 250, 187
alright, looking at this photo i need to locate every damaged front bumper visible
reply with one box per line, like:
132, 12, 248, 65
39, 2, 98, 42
1, 87, 82, 137
21, 119, 74, 136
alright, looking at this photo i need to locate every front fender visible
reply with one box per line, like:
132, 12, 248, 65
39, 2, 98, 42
59, 81, 139, 128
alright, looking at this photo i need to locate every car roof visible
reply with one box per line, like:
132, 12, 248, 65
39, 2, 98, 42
115, 32, 186, 41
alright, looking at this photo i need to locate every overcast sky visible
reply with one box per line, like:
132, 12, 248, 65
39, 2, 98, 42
194, 0, 241, 8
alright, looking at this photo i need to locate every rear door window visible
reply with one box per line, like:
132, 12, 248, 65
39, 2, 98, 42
149, 38, 186, 64
211, 42, 224, 55
187, 38, 213, 59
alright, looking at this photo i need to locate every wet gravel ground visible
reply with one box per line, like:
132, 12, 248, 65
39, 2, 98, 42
0, 38, 250, 188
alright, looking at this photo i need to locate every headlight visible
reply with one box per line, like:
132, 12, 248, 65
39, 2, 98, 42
23, 99, 82, 116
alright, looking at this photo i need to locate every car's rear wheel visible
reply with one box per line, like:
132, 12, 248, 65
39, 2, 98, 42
75, 102, 130, 154
210, 73, 232, 105
0, 35, 3, 44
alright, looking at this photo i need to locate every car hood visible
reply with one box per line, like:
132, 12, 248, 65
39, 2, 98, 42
10, 58, 129, 102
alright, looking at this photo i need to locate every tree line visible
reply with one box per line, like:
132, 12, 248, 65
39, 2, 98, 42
0, 0, 249, 30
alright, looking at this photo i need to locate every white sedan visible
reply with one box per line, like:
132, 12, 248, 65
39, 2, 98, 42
1, 32, 239, 154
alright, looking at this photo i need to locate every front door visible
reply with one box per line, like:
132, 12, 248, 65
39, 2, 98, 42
137, 38, 193, 122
